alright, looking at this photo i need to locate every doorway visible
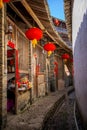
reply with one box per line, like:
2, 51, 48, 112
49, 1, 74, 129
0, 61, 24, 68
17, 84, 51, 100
7, 41, 16, 114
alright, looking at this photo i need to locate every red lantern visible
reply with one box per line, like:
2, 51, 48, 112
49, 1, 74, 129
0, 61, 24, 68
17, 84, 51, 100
3, 0, 10, 2
25, 27, 43, 48
62, 53, 70, 62
43, 42, 56, 56
70, 58, 73, 63
54, 19, 60, 26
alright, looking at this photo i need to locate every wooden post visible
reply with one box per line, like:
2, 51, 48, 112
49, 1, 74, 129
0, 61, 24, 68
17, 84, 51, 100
29, 41, 33, 103
0, 5, 7, 129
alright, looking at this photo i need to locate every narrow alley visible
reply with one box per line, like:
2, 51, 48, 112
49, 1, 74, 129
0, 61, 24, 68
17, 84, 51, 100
0, 0, 87, 130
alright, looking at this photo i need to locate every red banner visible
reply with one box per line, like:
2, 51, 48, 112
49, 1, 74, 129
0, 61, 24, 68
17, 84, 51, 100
54, 61, 58, 76
15, 50, 20, 82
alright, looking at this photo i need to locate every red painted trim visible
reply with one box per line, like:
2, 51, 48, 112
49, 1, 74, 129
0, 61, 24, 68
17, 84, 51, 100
15, 50, 20, 82
7, 41, 20, 83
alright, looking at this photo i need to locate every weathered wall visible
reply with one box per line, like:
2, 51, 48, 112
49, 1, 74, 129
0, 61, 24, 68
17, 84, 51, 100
37, 74, 45, 97
0, 6, 7, 129
49, 54, 56, 92
58, 57, 65, 90
72, 0, 87, 124
31, 45, 46, 98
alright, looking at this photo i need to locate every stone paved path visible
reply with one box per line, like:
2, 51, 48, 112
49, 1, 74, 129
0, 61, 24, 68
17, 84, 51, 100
42, 91, 76, 130
4, 87, 73, 130
4, 91, 65, 130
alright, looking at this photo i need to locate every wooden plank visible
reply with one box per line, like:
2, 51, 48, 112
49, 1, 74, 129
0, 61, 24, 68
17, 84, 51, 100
17, 31, 29, 71
21, 0, 45, 30
19, 70, 29, 74
8, 2, 32, 27
7, 17, 27, 39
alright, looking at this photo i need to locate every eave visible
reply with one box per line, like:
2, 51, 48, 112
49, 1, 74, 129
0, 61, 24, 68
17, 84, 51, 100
7, 0, 72, 54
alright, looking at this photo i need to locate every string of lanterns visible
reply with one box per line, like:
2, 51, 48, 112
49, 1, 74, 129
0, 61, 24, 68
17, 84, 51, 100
0, 0, 10, 8
25, 27, 73, 61
25, 27, 56, 56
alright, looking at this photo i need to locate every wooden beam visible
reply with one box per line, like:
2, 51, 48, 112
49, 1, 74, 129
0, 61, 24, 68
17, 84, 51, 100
9, 0, 71, 53
28, 4, 47, 13
11, 0, 21, 2
20, 0, 61, 47
21, 0, 45, 30
7, 17, 27, 39
8, 2, 32, 28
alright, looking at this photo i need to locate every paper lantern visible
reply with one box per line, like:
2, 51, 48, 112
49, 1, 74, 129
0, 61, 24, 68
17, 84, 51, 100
25, 27, 43, 48
62, 53, 70, 62
3, 0, 10, 2
43, 42, 56, 56
53, 19, 60, 26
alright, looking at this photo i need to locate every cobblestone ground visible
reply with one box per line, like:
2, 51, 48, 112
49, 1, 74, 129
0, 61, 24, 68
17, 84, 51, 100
4, 91, 65, 130
4, 87, 75, 130
43, 92, 77, 130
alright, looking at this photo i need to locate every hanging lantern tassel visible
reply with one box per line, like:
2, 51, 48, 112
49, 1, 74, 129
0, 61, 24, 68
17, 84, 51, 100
48, 51, 52, 57
32, 39, 37, 48
0, 0, 3, 8
63, 59, 67, 63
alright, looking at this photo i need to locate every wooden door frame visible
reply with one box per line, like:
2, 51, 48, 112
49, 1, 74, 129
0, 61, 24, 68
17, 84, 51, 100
7, 41, 19, 114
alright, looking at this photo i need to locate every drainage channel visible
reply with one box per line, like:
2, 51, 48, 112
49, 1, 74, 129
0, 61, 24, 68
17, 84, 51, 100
42, 90, 77, 130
